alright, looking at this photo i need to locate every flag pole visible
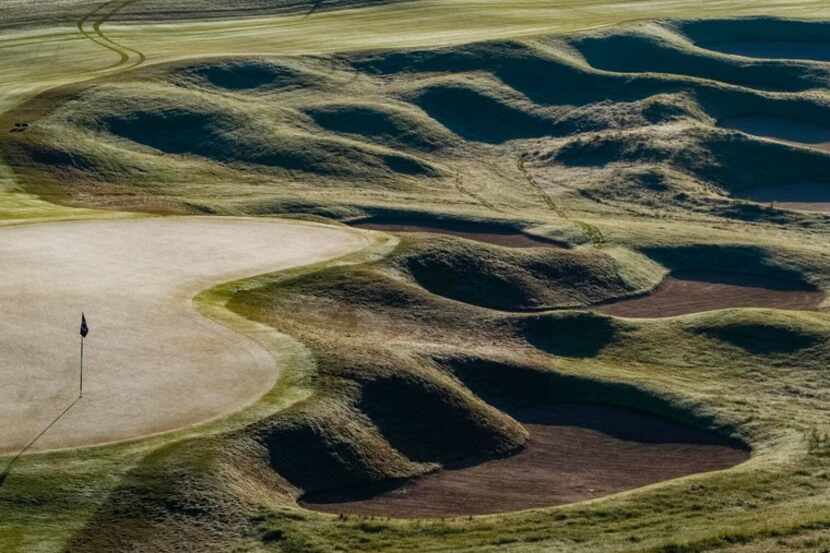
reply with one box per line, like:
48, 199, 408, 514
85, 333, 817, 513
79, 312, 88, 399
80, 335, 84, 398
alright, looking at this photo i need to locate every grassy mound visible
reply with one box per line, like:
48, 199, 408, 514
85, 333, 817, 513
640, 244, 817, 286
259, 399, 423, 493
1, 79, 445, 213
50, 217, 830, 548
679, 18, 830, 44
351, 42, 664, 106
406, 82, 554, 143
357, 373, 526, 464
252, 354, 527, 495
352, 212, 571, 247
572, 30, 830, 92
305, 102, 455, 152
98, 103, 438, 177
545, 124, 830, 195
10, 14, 830, 553
222, 266, 530, 495
683, 310, 827, 355
219, 249, 751, 504
391, 236, 664, 311
100, 107, 242, 159
435, 355, 743, 436
177, 59, 317, 91
718, 115, 830, 150
10, 28, 830, 219
517, 311, 621, 358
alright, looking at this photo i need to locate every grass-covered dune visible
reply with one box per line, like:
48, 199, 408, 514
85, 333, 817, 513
48, 231, 830, 550
6, 14, 830, 553
8, 18, 830, 223
387, 236, 663, 310
677, 18, 830, 61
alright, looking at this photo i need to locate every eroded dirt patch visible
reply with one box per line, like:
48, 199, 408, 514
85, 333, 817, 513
300, 405, 747, 518
596, 272, 823, 318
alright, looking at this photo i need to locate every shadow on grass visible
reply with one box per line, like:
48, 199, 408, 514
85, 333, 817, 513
520, 312, 617, 358
0, 396, 81, 487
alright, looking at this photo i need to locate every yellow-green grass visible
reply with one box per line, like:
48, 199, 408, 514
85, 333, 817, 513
8, 18, 830, 231
5, 3, 830, 553
35, 229, 830, 552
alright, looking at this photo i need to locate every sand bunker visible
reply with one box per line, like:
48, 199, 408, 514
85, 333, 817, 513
301, 405, 747, 517
703, 42, 830, 62
737, 182, 830, 213
0, 217, 366, 455
719, 116, 830, 152
352, 220, 563, 248
597, 272, 822, 318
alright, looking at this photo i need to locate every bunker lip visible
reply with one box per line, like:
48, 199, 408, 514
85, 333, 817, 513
300, 404, 749, 518
736, 182, 830, 213
718, 115, 830, 152
596, 272, 823, 318
350, 219, 566, 249
700, 41, 830, 62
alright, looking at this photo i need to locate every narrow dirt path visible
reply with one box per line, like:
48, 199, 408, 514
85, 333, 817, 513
77, 0, 146, 73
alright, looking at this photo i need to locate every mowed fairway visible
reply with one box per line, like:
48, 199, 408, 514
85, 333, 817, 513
0, 217, 366, 454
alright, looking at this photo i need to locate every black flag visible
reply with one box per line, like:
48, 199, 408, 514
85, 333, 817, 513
80, 313, 89, 338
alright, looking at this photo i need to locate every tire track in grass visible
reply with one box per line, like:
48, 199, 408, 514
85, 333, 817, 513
93, 0, 147, 69
516, 156, 606, 246
454, 169, 506, 213
77, 0, 146, 73
77, 1, 129, 71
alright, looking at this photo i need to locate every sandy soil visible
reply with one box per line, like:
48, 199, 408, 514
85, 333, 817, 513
0, 217, 367, 455
597, 272, 823, 318
719, 115, 830, 152
352, 222, 564, 248
704, 41, 830, 62
301, 405, 748, 517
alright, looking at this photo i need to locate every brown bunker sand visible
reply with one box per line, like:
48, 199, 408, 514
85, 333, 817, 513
301, 405, 749, 518
597, 272, 823, 318
0, 216, 367, 455
737, 182, 830, 214
716, 116, 830, 213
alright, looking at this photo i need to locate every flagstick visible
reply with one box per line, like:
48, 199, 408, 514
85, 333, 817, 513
79, 335, 84, 398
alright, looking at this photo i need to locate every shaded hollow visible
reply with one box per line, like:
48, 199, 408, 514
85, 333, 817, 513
693, 322, 825, 355
395, 238, 656, 311
357, 374, 523, 464
182, 60, 310, 91
735, 182, 830, 213
719, 115, 830, 152
680, 18, 830, 62
305, 104, 450, 152
351, 216, 564, 248
409, 84, 553, 143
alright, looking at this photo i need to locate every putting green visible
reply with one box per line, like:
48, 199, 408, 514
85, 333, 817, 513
0, 216, 366, 454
